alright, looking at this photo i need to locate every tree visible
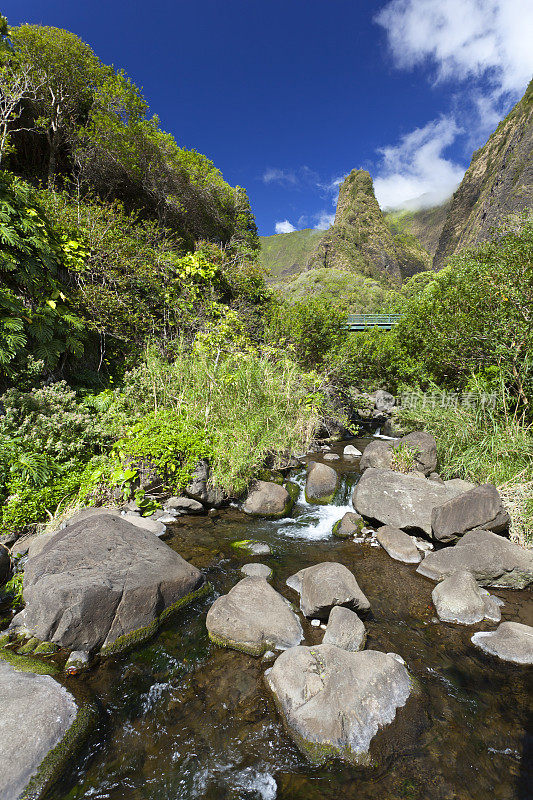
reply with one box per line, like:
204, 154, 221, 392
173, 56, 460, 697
9, 25, 110, 186
230, 186, 259, 255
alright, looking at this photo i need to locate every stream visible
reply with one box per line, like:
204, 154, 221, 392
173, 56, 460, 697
48, 439, 532, 800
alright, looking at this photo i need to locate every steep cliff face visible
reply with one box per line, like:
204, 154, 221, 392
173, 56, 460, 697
306, 170, 404, 281
304, 170, 432, 281
385, 201, 450, 257
434, 79, 533, 269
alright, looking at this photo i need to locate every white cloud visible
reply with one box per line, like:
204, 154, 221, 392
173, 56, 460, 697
376, 0, 533, 128
263, 168, 298, 186
373, 117, 465, 209
313, 211, 335, 230
275, 219, 297, 233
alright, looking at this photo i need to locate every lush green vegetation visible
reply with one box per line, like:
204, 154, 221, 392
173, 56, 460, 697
0, 18, 332, 539
275, 267, 398, 310
0, 16, 531, 551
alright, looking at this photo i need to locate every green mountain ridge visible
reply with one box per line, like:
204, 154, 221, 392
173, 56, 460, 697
259, 228, 325, 283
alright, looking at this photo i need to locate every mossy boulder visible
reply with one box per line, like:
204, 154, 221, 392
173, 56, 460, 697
266, 645, 411, 765
0, 657, 96, 800
284, 480, 301, 503
332, 512, 364, 538
206, 577, 303, 656
305, 461, 338, 504
242, 480, 294, 518
9, 513, 206, 657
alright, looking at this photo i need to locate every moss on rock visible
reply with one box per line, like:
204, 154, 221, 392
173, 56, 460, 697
100, 580, 211, 657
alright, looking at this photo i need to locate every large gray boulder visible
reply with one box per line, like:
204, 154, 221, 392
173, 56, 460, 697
10, 514, 205, 656
0, 659, 85, 800
242, 480, 293, 518
322, 606, 366, 651
431, 571, 502, 624
417, 529, 533, 588
61, 506, 119, 528
431, 484, 510, 542
62, 507, 167, 538
375, 526, 421, 564
286, 562, 370, 619
305, 461, 338, 503
206, 576, 303, 656
471, 622, 533, 665
359, 441, 393, 472
398, 432, 437, 475
265, 645, 411, 764
353, 469, 464, 535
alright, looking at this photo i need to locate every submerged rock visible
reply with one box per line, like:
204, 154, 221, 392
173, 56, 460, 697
471, 622, 533, 665
431, 571, 502, 625
0, 659, 90, 800
240, 563, 273, 580
10, 514, 205, 656
231, 540, 271, 556
375, 526, 421, 564
417, 529, 533, 588
242, 480, 294, 518
431, 484, 510, 542
322, 606, 366, 651
206, 577, 303, 656
353, 468, 464, 535
305, 461, 338, 504
286, 562, 370, 619
266, 645, 411, 764
343, 444, 362, 457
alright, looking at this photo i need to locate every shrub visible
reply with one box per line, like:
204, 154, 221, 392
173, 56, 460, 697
0, 381, 112, 464
329, 327, 430, 391
396, 215, 533, 403
115, 409, 211, 493
265, 297, 345, 370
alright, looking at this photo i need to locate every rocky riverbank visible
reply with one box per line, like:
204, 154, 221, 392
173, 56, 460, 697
1, 420, 532, 798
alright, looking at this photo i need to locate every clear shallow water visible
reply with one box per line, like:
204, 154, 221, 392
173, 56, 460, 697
49, 441, 532, 800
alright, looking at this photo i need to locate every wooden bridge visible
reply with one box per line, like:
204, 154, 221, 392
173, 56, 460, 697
345, 314, 401, 331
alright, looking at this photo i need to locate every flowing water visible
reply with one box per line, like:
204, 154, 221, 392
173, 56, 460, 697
48, 439, 532, 800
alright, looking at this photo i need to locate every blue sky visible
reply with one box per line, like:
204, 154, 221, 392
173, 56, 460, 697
4, 0, 533, 234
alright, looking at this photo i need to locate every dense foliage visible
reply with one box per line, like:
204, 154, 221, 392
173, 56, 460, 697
0, 16, 531, 551
332, 215, 533, 405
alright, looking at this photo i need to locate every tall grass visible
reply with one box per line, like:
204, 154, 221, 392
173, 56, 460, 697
123, 343, 327, 493
397, 391, 533, 546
